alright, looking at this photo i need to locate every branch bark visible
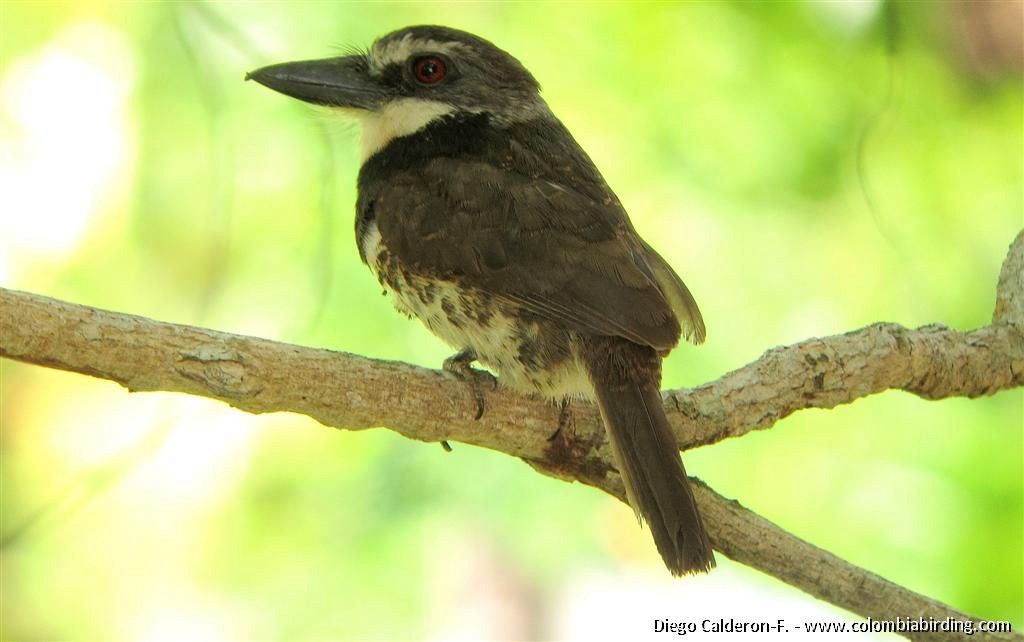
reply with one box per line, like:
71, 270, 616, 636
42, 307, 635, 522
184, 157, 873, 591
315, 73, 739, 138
1, 229, 1021, 640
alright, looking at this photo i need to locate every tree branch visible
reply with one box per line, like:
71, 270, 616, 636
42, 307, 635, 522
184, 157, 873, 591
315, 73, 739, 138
1, 230, 1020, 640
677, 320, 1022, 450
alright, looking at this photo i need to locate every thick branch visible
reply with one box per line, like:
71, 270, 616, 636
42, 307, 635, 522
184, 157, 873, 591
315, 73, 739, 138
2, 288, 1019, 460
2, 283, 1021, 640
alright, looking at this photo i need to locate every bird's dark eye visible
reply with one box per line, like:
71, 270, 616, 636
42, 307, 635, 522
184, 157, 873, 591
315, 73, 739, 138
412, 56, 447, 85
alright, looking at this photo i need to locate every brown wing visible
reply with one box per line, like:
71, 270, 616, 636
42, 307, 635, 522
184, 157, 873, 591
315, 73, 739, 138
371, 157, 702, 352
638, 240, 706, 345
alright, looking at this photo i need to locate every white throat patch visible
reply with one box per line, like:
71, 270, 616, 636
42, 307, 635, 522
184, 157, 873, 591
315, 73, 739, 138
356, 98, 454, 161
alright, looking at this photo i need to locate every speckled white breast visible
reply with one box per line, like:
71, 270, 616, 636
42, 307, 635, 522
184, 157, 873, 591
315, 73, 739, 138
360, 220, 592, 399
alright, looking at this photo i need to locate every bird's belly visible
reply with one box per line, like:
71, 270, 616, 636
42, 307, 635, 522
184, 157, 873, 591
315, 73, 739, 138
367, 242, 591, 399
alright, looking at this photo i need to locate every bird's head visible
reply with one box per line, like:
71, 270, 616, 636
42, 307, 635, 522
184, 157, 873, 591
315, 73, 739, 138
247, 25, 548, 159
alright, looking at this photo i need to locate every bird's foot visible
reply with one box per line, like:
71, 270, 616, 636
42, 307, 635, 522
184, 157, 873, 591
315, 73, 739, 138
443, 349, 497, 420
548, 397, 574, 442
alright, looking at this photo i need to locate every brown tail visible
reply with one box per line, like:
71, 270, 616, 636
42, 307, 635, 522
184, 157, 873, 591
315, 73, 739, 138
589, 361, 715, 575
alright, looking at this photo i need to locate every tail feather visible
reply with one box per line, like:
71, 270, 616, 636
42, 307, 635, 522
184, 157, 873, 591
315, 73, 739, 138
592, 377, 715, 575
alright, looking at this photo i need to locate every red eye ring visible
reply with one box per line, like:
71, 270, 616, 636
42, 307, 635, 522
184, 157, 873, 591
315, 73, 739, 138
412, 56, 447, 85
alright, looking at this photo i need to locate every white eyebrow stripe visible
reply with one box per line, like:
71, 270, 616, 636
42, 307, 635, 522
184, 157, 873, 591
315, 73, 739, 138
369, 34, 466, 74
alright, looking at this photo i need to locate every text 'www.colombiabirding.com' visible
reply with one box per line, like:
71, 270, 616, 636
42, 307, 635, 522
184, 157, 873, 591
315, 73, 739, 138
654, 617, 1014, 636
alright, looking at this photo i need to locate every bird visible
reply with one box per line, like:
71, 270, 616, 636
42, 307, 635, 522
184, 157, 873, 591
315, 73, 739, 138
247, 25, 715, 575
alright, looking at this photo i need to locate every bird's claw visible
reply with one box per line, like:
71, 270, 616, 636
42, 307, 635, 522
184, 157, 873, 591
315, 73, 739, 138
549, 398, 573, 441
443, 349, 496, 420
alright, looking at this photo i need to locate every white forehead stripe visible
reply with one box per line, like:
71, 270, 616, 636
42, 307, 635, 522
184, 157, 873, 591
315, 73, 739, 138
355, 98, 455, 161
369, 34, 465, 74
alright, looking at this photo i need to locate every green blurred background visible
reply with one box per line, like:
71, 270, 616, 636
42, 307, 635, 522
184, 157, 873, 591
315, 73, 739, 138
1, 1, 1021, 640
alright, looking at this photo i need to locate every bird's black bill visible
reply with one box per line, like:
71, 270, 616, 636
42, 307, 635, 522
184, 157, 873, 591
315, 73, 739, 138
246, 55, 382, 109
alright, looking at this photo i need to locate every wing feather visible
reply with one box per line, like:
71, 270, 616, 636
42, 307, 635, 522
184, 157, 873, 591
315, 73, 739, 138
366, 141, 701, 353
